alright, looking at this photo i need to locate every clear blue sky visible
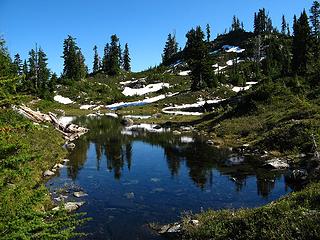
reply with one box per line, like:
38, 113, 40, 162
0, 0, 315, 74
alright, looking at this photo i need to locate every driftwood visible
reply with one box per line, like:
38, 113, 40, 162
13, 105, 88, 143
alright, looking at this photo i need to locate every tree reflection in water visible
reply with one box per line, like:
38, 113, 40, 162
66, 116, 288, 198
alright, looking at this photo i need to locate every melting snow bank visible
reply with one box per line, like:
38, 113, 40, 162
122, 83, 170, 96
54, 95, 73, 105
123, 124, 169, 134
162, 98, 224, 116
123, 115, 151, 119
106, 92, 179, 110
222, 45, 245, 53
178, 70, 191, 76
232, 81, 258, 93
58, 116, 75, 126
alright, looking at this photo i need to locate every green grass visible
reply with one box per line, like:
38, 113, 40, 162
182, 181, 320, 240
0, 109, 86, 239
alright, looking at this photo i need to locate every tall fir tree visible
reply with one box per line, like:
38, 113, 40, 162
281, 15, 287, 35
0, 37, 13, 77
231, 16, 241, 32
22, 60, 28, 76
108, 34, 121, 76
292, 10, 311, 75
206, 24, 211, 42
310, 1, 320, 38
93, 45, 100, 74
123, 43, 131, 72
118, 43, 123, 68
184, 26, 215, 90
162, 33, 178, 66
102, 43, 110, 73
62, 35, 87, 80
13, 53, 23, 75
254, 8, 273, 34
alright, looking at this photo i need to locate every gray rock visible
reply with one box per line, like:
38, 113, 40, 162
52, 201, 85, 212
66, 143, 76, 149
73, 191, 88, 198
172, 130, 181, 135
43, 170, 55, 177
206, 140, 214, 145
63, 159, 70, 162
53, 163, 64, 169
264, 158, 289, 169
124, 192, 135, 199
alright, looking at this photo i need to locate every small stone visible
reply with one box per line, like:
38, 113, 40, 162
63, 159, 70, 162
53, 201, 85, 212
43, 170, 55, 177
264, 158, 289, 169
124, 192, 135, 199
172, 130, 181, 135
66, 143, 76, 149
73, 191, 88, 198
206, 140, 214, 145
53, 163, 64, 169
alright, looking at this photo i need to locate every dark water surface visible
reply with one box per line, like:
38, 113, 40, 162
47, 116, 292, 240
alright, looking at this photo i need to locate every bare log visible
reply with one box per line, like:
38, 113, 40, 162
13, 105, 88, 143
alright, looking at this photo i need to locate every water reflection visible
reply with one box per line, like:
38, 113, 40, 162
68, 116, 288, 198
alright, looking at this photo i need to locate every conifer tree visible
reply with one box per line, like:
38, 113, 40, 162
281, 15, 287, 35
37, 48, 50, 96
13, 53, 23, 75
310, 1, 320, 38
93, 45, 100, 74
292, 10, 311, 75
118, 43, 123, 68
22, 60, 28, 76
108, 34, 121, 76
185, 26, 214, 90
254, 8, 273, 34
102, 43, 110, 73
0, 37, 13, 77
62, 35, 87, 80
231, 16, 241, 32
123, 43, 131, 72
206, 24, 211, 42
162, 33, 178, 66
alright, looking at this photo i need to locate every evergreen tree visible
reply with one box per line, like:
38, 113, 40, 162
0, 37, 13, 77
310, 1, 320, 38
102, 43, 110, 73
206, 24, 211, 42
93, 45, 100, 74
22, 60, 28, 76
37, 48, 50, 96
123, 43, 131, 72
13, 53, 23, 75
292, 10, 311, 75
162, 33, 178, 66
184, 26, 214, 90
118, 43, 123, 68
27, 46, 51, 96
62, 35, 86, 80
49, 73, 57, 93
231, 15, 241, 32
108, 34, 121, 76
254, 8, 273, 34
281, 15, 287, 35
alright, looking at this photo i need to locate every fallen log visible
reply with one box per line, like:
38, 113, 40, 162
13, 105, 88, 143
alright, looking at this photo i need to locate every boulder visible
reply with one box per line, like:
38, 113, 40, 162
52, 201, 85, 212
172, 130, 181, 135
66, 143, 76, 149
43, 170, 55, 177
73, 191, 88, 198
264, 158, 289, 169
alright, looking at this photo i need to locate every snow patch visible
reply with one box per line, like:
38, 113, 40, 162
162, 98, 224, 116
178, 70, 191, 76
124, 124, 169, 133
106, 92, 179, 110
180, 136, 194, 143
122, 83, 170, 96
222, 45, 245, 53
58, 116, 75, 127
54, 95, 73, 105
123, 115, 151, 119
80, 105, 96, 110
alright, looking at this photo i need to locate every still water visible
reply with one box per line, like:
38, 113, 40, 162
47, 116, 292, 240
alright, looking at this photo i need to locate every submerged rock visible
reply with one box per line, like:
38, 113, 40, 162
124, 192, 135, 199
